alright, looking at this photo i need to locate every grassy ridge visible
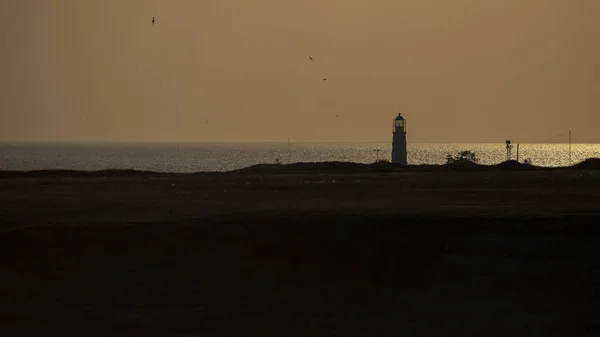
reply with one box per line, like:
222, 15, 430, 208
237, 158, 600, 173
1, 158, 599, 178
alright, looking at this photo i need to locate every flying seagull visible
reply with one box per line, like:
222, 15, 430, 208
152, 17, 155, 26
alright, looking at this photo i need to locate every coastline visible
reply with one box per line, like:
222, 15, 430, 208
2, 158, 600, 178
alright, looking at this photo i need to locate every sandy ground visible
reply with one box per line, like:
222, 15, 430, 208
1, 170, 600, 336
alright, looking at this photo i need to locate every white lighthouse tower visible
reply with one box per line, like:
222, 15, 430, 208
392, 113, 407, 165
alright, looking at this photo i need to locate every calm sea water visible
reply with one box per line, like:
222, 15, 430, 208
1, 142, 599, 173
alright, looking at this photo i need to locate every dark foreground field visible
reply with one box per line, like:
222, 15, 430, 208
1, 164, 600, 336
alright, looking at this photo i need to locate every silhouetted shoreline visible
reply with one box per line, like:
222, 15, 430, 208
1, 158, 600, 178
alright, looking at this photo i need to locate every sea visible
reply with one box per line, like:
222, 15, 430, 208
1, 142, 599, 173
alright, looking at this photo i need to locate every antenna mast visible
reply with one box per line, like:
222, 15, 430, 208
569, 130, 572, 165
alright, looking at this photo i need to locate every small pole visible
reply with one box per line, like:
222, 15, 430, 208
569, 130, 572, 165
516, 143, 520, 162
288, 138, 291, 163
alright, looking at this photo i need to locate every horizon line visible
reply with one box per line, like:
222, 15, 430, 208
0, 140, 597, 145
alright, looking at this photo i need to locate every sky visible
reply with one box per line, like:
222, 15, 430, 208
1, 0, 599, 143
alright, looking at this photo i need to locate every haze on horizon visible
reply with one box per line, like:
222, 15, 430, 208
1, 0, 598, 143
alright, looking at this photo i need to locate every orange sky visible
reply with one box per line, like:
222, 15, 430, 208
1, 0, 599, 143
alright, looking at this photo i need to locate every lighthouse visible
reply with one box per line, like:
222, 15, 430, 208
392, 113, 407, 165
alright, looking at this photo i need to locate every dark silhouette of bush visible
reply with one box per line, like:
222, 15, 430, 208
445, 150, 479, 165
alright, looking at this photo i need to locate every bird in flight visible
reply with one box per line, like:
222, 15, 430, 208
309, 56, 313, 61
322, 77, 327, 81
152, 17, 155, 26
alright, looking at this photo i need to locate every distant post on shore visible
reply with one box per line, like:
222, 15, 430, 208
392, 113, 408, 165
569, 130, 572, 164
